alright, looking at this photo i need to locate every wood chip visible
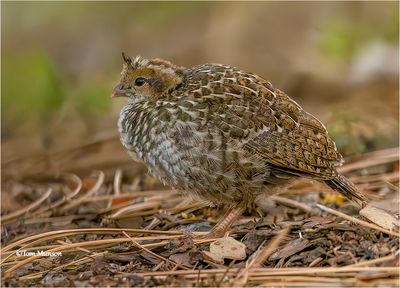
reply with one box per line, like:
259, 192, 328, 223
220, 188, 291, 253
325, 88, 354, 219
269, 238, 311, 261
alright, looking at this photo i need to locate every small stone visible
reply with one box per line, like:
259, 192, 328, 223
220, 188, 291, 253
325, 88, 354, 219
41, 271, 69, 287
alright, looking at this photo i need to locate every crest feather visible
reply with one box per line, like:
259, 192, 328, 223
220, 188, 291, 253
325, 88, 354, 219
121, 53, 185, 72
121, 53, 149, 69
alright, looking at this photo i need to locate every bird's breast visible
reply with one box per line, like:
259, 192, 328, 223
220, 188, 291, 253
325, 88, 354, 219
117, 102, 272, 204
118, 103, 187, 186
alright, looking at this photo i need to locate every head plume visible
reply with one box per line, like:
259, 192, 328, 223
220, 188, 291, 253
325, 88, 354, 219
115, 53, 185, 100
121, 52, 150, 69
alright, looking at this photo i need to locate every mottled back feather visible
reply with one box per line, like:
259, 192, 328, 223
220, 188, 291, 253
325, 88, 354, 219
179, 64, 343, 179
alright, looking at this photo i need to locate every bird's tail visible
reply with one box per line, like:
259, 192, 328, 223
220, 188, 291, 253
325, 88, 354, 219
324, 174, 367, 206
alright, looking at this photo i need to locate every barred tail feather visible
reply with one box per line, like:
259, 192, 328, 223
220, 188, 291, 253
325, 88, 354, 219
325, 174, 367, 205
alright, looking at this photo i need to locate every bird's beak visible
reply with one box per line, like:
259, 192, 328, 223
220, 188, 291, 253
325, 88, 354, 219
112, 84, 128, 98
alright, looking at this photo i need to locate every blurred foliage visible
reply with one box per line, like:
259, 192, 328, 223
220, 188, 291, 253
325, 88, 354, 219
320, 20, 370, 60
320, 13, 399, 60
2, 51, 65, 132
384, 14, 400, 43
2, 51, 113, 138
128, 2, 200, 30
74, 79, 112, 117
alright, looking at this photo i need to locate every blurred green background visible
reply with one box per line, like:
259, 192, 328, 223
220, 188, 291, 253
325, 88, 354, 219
2, 2, 399, 166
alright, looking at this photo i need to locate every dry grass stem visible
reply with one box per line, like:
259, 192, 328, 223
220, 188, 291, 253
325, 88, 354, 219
270, 196, 314, 212
59, 171, 105, 212
315, 203, 400, 237
1, 188, 53, 223
30, 173, 83, 217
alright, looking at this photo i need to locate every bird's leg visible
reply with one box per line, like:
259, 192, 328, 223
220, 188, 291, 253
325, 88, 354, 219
166, 208, 240, 253
201, 204, 246, 239
167, 204, 245, 251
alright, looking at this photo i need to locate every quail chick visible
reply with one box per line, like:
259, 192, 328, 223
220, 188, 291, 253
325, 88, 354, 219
112, 53, 367, 237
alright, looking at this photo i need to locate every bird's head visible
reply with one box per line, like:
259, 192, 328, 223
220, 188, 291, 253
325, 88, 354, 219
112, 53, 184, 101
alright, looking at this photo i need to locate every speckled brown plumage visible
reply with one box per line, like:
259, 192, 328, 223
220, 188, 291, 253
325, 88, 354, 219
113, 54, 366, 236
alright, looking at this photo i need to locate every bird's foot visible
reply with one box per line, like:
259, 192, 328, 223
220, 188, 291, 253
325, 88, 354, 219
166, 204, 245, 254
193, 228, 227, 240
165, 232, 196, 255
165, 229, 224, 256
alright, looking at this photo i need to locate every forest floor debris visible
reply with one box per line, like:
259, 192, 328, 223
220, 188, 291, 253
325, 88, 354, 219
1, 148, 399, 287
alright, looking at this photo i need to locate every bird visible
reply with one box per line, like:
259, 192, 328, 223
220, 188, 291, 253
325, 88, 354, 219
112, 53, 367, 238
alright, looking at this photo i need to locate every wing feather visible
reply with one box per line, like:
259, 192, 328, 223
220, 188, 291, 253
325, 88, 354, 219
189, 65, 344, 180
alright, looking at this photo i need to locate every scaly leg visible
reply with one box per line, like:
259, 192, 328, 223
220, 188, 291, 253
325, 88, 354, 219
201, 204, 246, 239
166, 204, 245, 253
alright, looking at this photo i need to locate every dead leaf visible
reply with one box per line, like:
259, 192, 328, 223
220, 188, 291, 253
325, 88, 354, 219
209, 236, 246, 260
116, 216, 144, 229
202, 251, 224, 264
359, 205, 399, 230
169, 252, 193, 267
111, 196, 133, 206
82, 178, 96, 191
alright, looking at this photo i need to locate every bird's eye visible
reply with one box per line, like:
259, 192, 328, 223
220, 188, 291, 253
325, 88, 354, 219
134, 77, 146, 87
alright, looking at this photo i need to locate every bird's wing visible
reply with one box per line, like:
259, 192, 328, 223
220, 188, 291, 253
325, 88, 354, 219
197, 66, 343, 180
242, 87, 342, 180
